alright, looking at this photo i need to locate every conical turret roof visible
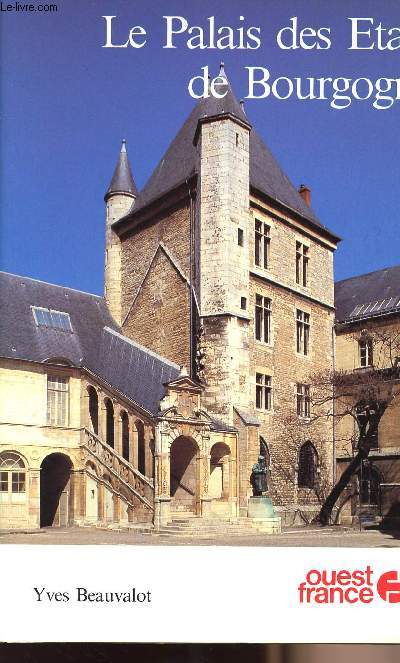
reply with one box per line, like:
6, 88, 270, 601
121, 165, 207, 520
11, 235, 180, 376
114, 66, 339, 240
105, 139, 138, 200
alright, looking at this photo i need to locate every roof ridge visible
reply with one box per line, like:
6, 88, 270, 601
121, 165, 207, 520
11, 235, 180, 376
103, 326, 180, 370
0, 271, 104, 299
335, 264, 400, 285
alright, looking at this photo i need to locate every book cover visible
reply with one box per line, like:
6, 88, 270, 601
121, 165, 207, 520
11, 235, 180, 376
0, 0, 399, 645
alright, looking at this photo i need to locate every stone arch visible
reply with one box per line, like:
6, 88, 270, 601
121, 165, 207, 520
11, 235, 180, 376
209, 442, 231, 500
0, 451, 29, 529
87, 386, 99, 435
40, 452, 73, 527
120, 410, 130, 462
136, 420, 145, 475
105, 398, 114, 448
170, 435, 200, 513
298, 441, 318, 489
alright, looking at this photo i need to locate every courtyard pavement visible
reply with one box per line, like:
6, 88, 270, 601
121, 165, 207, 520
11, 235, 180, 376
1, 525, 399, 546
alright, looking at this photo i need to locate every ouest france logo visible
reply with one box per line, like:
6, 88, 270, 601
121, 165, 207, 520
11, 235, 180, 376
298, 567, 400, 604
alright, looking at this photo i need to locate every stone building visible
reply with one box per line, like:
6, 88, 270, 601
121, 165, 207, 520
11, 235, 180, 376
334, 265, 400, 525
0, 65, 341, 531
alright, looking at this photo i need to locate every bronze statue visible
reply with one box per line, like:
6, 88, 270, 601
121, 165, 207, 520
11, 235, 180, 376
251, 455, 267, 496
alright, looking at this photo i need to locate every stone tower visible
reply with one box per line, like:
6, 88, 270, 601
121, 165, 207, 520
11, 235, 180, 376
195, 65, 252, 423
104, 140, 137, 325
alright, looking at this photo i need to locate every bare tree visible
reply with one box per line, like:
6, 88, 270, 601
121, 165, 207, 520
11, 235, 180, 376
281, 327, 400, 526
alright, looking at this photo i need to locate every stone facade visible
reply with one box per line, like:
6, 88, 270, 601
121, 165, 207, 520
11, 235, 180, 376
335, 316, 400, 526
0, 357, 240, 530
116, 109, 339, 526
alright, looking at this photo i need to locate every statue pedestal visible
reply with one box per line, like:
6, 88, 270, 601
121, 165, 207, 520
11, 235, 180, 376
247, 496, 281, 534
248, 496, 276, 518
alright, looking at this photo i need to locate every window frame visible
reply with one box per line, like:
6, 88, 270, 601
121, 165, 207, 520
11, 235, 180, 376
46, 375, 69, 427
0, 452, 27, 504
296, 383, 311, 418
296, 309, 310, 356
255, 294, 272, 345
359, 337, 374, 367
298, 442, 318, 489
256, 373, 273, 411
255, 220, 271, 270
32, 306, 73, 332
296, 241, 309, 287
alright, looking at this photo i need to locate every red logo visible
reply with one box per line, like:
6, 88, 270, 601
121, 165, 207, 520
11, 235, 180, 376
377, 571, 400, 603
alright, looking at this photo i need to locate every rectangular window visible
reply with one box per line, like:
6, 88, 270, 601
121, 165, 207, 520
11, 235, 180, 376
297, 384, 311, 418
47, 376, 69, 426
255, 295, 271, 344
296, 310, 310, 355
241, 297, 247, 310
0, 472, 8, 492
359, 338, 373, 367
238, 228, 244, 246
33, 307, 72, 332
256, 373, 272, 411
296, 242, 309, 287
11, 472, 26, 493
255, 220, 270, 269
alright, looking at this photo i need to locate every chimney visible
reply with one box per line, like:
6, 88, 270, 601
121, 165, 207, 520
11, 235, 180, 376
299, 184, 311, 207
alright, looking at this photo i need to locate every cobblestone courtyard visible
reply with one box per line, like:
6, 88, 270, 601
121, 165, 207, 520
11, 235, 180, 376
1, 525, 399, 547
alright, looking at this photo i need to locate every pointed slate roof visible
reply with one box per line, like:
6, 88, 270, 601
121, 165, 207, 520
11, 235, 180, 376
105, 139, 138, 201
115, 67, 339, 240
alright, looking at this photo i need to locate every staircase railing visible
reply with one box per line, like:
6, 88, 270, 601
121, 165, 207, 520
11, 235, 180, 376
81, 428, 154, 512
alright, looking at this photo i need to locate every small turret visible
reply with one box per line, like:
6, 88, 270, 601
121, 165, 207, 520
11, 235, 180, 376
104, 140, 137, 325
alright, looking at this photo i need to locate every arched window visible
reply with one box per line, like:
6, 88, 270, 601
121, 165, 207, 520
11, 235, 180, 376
88, 387, 98, 435
136, 421, 145, 475
298, 442, 318, 489
105, 399, 114, 448
0, 452, 26, 502
259, 436, 270, 468
121, 411, 129, 462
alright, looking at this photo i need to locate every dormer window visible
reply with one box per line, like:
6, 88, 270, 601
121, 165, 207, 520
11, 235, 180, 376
32, 307, 72, 332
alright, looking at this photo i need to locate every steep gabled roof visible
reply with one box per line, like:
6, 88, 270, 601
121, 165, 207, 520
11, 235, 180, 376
105, 139, 138, 200
0, 272, 179, 416
115, 69, 338, 240
335, 265, 400, 323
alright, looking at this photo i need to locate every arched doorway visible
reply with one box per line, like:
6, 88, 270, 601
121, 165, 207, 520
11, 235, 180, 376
209, 442, 231, 500
105, 399, 114, 448
170, 436, 199, 513
88, 386, 98, 435
0, 451, 28, 528
121, 411, 130, 462
40, 453, 72, 527
136, 420, 145, 475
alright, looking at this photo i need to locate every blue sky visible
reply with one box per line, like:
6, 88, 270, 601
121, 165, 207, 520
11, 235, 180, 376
1, 0, 399, 295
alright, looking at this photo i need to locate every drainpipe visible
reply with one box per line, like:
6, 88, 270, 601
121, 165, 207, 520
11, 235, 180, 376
332, 319, 336, 486
186, 179, 194, 378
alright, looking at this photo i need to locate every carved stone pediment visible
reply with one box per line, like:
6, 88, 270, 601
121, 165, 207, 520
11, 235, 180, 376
160, 367, 203, 420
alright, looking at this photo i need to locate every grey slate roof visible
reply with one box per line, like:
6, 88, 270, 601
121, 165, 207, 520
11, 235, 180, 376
0, 271, 179, 416
105, 140, 138, 200
116, 76, 338, 240
0, 271, 236, 431
335, 265, 400, 323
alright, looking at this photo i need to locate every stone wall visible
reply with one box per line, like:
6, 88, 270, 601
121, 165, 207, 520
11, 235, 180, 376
121, 201, 192, 369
